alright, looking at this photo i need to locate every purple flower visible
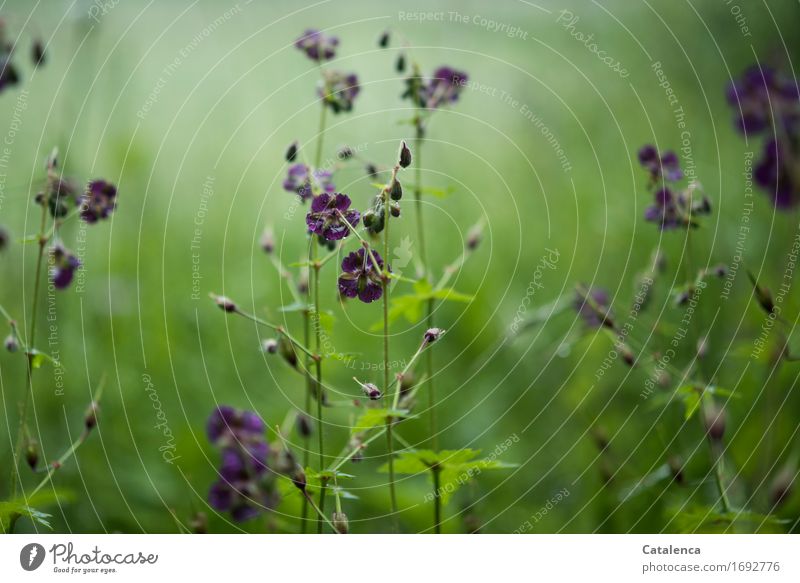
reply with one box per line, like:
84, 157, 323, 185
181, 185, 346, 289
338, 248, 387, 304
206, 406, 277, 522
80, 179, 117, 223
295, 29, 338, 62
283, 163, 335, 202
644, 187, 682, 230
754, 138, 798, 209
425, 66, 468, 108
319, 70, 360, 114
0, 225, 8, 252
0, 55, 19, 93
574, 286, 613, 328
638, 145, 683, 182
49, 244, 81, 290
727, 66, 799, 135
305, 193, 359, 241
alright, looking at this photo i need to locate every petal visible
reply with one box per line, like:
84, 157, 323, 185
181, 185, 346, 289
358, 280, 383, 303
341, 251, 361, 273
311, 193, 330, 213
338, 275, 359, 298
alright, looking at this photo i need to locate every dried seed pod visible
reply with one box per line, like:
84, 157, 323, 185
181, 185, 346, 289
285, 141, 298, 162
296, 413, 313, 438
703, 402, 726, 442
84, 401, 99, 430
390, 179, 403, 201
396, 53, 406, 73
278, 336, 298, 368
25, 439, 38, 470
378, 30, 390, 48
390, 201, 401, 218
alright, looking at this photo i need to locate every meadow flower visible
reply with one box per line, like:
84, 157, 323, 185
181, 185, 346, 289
638, 145, 683, 182
726, 66, 799, 134
207, 405, 265, 444
753, 138, 798, 208
338, 248, 387, 303
0, 55, 19, 93
36, 177, 80, 218
49, 244, 81, 290
295, 29, 338, 62
283, 163, 335, 202
574, 286, 613, 328
319, 70, 360, 113
403, 66, 468, 110
80, 180, 117, 223
306, 193, 359, 241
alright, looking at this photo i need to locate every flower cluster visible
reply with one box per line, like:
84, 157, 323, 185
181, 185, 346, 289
295, 29, 338, 62
403, 66, 468, 110
574, 286, 613, 328
338, 248, 387, 303
305, 192, 360, 241
283, 163, 335, 202
80, 180, 117, 223
319, 70, 360, 114
639, 145, 710, 230
727, 66, 800, 208
207, 406, 279, 522
49, 244, 81, 290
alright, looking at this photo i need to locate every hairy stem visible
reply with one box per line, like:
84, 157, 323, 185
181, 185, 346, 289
384, 172, 399, 531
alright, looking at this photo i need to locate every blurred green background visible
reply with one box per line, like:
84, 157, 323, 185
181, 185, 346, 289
1, 0, 799, 533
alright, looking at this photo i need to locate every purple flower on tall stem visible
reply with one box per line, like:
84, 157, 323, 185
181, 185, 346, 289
754, 139, 798, 209
283, 163, 335, 202
638, 145, 683, 182
295, 29, 339, 62
49, 244, 81, 290
726, 66, 799, 135
338, 248, 387, 303
425, 66, 468, 109
574, 286, 613, 329
305, 193, 359, 241
319, 70, 360, 114
206, 406, 277, 522
80, 179, 117, 223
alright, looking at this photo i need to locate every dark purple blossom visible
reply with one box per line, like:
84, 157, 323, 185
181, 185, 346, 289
754, 138, 799, 209
283, 163, 335, 202
726, 66, 799, 135
306, 193, 359, 241
574, 286, 613, 329
404, 66, 468, 110
49, 244, 80, 290
319, 70, 360, 114
80, 180, 117, 223
206, 406, 277, 522
638, 145, 683, 182
338, 248, 387, 304
0, 55, 19, 93
295, 29, 338, 62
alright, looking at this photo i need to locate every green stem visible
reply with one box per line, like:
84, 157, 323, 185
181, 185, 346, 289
312, 243, 326, 533
432, 466, 442, 534
300, 309, 311, 533
383, 170, 399, 531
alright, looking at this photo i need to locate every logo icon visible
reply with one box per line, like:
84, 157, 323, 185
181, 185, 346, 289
20, 543, 46, 571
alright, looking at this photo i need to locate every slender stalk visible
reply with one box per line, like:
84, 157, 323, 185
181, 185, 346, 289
432, 466, 442, 534
300, 308, 311, 533
383, 168, 399, 530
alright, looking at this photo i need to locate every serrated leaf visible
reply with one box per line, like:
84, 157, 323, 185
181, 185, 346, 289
0, 489, 74, 532
351, 408, 410, 434
671, 506, 790, 533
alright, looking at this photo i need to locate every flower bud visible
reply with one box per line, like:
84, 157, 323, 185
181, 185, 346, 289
260, 228, 275, 254
358, 381, 381, 401
390, 179, 403, 201
365, 163, 378, 178
748, 272, 775, 315
378, 30, 390, 48
296, 413, 313, 438
423, 328, 443, 344
703, 402, 726, 442
337, 145, 354, 160
399, 142, 412, 168
396, 53, 406, 73
285, 141, 298, 162
262, 338, 278, 354
362, 209, 377, 228
84, 401, 99, 430
189, 511, 208, 534
4, 333, 18, 353
32, 38, 45, 66
332, 511, 349, 534
466, 225, 482, 251
0, 225, 8, 252
25, 440, 38, 470
297, 270, 309, 295
390, 201, 401, 218
770, 465, 794, 509
617, 343, 636, 367
291, 465, 307, 491
214, 295, 237, 313
279, 336, 298, 368
696, 336, 708, 359
712, 264, 727, 278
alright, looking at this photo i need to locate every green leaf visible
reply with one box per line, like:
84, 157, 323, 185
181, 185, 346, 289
671, 506, 790, 533
683, 391, 701, 421
351, 408, 410, 434
0, 489, 74, 532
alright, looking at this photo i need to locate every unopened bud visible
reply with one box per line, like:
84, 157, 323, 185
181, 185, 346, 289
466, 225, 482, 251
291, 465, 307, 491
262, 338, 278, 354
390, 179, 403, 201
214, 295, 237, 313
296, 413, 313, 438
337, 145, 354, 160
748, 272, 775, 315
399, 142, 412, 168
365, 163, 378, 178
260, 228, 275, 254
279, 336, 298, 368
618, 343, 636, 367
378, 30, 390, 48
362, 209, 377, 228
32, 39, 45, 66
668, 455, 685, 484
84, 401, 99, 430
770, 465, 794, 509
696, 336, 708, 359
332, 511, 349, 534
712, 264, 727, 278
396, 53, 406, 73
25, 440, 38, 470
4, 333, 18, 352
354, 378, 381, 401
390, 201, 401, 218
703, 402, 726, 442
189, 511, 208, 534
285, 141, 298, 162
424, 328, 443, 344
